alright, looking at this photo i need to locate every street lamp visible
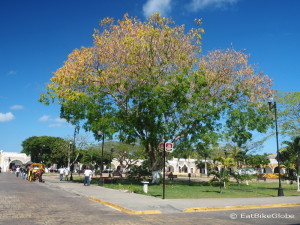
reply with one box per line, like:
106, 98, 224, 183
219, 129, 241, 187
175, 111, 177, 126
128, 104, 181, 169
268, 100, 284, 196
98, 131, 104, 186
69, 125, 79, 181
68, 141, 72, 170
110, 146, 114, 171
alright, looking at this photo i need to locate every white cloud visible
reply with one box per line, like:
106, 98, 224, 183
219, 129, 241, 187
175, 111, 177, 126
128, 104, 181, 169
39, 115, 67, 127
10, 105, 24, 110
0, 112, 15, 122
39, 115, 50, 122
48, 123, 64, 128
143, 0, 172, 18
7, 70, 17, 76
187, 0, 239, 11
53, 117, 67, 123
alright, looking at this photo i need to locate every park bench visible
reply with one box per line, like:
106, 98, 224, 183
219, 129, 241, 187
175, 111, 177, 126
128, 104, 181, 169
112, 171, 123, 178
99, 176, 114, 184
256, 174, 267, 181
168, 174, 177, 180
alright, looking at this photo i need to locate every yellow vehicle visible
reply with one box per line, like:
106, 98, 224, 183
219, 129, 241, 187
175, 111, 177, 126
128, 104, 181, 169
28, 163, 45, 182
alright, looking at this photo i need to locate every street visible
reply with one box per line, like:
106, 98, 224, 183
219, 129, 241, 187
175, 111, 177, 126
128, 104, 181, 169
0, 172, 299, 225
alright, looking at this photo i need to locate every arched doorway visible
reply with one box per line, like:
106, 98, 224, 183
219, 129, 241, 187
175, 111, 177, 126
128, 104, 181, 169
9, 160, 23, 170
274, 166, 284, 173
167, 165, 174, 172
182, 165, 188, 173
264, 166, 272, 173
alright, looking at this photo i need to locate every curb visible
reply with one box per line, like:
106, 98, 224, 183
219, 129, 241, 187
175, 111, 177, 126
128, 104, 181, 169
88, 196, 162, 215
184, 203, 300, 212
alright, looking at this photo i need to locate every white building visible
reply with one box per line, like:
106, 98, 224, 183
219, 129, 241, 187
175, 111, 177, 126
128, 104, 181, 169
0, 150, 31, 172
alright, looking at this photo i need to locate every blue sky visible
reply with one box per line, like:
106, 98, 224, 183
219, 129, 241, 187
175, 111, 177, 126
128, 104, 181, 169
0, 0, 299, 153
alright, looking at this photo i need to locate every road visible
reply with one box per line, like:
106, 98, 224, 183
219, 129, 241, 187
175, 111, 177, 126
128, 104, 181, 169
0, 172, 299, 225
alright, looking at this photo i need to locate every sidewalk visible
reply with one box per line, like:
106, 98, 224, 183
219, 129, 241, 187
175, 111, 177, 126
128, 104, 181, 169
42, 175, 300, 215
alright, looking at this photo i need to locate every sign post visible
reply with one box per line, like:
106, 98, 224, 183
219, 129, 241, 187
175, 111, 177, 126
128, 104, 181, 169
159, 142, 173, 199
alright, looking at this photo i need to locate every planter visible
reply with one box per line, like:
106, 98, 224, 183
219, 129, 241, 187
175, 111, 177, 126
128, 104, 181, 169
141, 181, 149, 193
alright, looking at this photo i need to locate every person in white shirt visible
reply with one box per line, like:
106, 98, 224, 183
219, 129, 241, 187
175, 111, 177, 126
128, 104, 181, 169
64, 168, 69, 181
16, 166, 20, 177
83, 167, 92, 186
59, 168, 64, 181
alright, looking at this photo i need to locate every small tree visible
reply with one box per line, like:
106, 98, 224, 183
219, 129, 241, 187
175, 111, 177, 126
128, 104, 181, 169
209, 170, 230, 193
281, 136, 300, 189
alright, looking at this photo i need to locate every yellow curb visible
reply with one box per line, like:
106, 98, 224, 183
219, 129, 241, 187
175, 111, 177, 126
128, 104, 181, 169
88, 196, 162, 215
184, 203, 300, 212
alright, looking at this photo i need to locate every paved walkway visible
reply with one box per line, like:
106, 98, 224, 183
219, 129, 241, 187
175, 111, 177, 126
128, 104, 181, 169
42, 175, 300, 215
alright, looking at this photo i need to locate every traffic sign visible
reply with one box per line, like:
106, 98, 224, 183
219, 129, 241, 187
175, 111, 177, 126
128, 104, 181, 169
159, 142, 165, 152
165, 142, 173, 152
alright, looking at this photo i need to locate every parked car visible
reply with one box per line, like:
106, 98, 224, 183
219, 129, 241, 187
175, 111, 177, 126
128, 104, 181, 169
102, 169, 114, 173
236, 167, 256, 175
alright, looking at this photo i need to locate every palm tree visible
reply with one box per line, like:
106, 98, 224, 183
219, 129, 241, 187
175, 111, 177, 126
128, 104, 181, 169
281, 136, 300, 191
196, 145, 212, 176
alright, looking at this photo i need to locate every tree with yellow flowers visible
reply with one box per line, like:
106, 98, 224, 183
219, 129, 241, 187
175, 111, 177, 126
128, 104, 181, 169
40, 13, 274, 173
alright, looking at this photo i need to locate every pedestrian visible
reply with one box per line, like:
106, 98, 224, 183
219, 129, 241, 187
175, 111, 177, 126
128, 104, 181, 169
16, 166, 20, 177
83, 167, 92, 186
64, 168, 69, 181
23, 166, 28, 179
59, 167, 64, 181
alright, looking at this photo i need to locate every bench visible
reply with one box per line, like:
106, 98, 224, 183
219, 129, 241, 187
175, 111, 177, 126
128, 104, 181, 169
112, 172, 123, 178
99, 176, 114, 184
256, 174, 266, 181
168, 174, 177, 180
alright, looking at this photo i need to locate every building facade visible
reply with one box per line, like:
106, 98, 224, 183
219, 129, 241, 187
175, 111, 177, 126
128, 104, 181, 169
0, 150, 31, 172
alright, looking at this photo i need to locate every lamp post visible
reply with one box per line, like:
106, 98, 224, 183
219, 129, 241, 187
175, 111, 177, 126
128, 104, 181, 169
98, 131, 104, 186
68, 141, 72, 170
268, 100, 284, 196
110, 146, 114, 170
70, 126, 79, 181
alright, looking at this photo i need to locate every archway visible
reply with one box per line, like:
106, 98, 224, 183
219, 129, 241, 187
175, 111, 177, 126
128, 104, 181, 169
264, 166, 272, 173
167, 165, 174, 172
9, 160, 23, 170
274, 166, 284, 173
182, 165, 188, 173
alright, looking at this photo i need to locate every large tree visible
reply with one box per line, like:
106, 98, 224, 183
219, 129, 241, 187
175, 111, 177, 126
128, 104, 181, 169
40, 13, 274, 171
21, 136, 68, 166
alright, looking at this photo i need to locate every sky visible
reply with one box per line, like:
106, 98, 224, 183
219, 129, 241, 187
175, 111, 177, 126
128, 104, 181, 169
0, 0, 299, 154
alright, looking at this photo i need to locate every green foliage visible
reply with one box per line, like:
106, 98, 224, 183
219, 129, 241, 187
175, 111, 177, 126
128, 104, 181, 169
246, 154, 270, 168
40, 14, 275, 171
127, 160, 152, 181
277, 92, 300, 136
225, 104, 273, 147
281, 136, 300, 180
232, 173, 254, 185
101, 179, 300, 199
21, 136, 68, 166
208, 170, 230, 193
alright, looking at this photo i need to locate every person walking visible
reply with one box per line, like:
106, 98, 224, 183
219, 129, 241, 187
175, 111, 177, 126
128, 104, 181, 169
64, 168, 69, 181
59, 167, 64, 181
83, 167, 92, 186
15, 166, 20, 177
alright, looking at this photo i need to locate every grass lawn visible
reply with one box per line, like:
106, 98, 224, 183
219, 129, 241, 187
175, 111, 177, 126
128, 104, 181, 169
67, 175, 300, 199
